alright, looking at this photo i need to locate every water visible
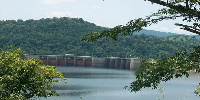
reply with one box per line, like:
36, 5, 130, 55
40, 67, 200, 100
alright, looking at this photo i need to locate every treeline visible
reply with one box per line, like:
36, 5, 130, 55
0, 17, 199, 59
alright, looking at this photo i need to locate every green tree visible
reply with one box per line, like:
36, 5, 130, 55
0, 47, 66, 99
82, 0, 200, 96
1, 17, 198, 58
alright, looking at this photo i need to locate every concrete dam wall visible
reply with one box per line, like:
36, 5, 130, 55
26, 55, 141, 70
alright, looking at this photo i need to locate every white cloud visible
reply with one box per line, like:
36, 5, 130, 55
46, 11, 70, 18
145, 25, 170, 32
172, 27, 195, 35
91, 5, 100, 10
42, 0, 76, 4
46, 11, 81, 18
53, 11, 70, 17
173, 27, 184, 33
158, 27, 169, 32
146, 25, 196, 35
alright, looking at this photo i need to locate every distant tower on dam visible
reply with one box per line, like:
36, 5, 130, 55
130, 58, 141, 70
76, 56, 92, 67
92, 57, 107, 68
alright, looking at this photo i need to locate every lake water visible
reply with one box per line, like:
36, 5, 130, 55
40, 67, 200, 100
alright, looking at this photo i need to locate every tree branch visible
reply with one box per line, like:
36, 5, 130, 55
175, 23, 200, 35
146, 0, 200, 18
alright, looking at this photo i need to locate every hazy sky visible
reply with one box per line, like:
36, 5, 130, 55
0, 0, 194, 35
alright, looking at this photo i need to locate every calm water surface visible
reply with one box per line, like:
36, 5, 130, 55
41, 67, 200, 100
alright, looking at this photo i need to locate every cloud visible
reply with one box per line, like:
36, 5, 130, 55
91, 5, 100, 10
172, 27, 195, 35
46, 11, 70, 18
173, 27, 184, 33
145, 25, 170, 32
46, 11, 80, 18
42, 0, 76, 4
53, 11, 70, 17
146, 26, 196, 35
158, 27, 169, 32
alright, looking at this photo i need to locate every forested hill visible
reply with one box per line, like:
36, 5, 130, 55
0, 17, 199, 59
136, 29, 178, 37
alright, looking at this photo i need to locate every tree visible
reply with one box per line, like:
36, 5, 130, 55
82, 0, 200, 96
0, 47, 66, 99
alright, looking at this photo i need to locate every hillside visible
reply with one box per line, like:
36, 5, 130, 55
0, 17, 199, 59
136, 29, 178, 37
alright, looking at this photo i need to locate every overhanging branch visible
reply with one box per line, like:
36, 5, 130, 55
146, 0, 200, 18
175, 23, 200, 35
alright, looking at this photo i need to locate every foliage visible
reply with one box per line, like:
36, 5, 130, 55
0, 17, 105, 55
82, 0, 200, 96
0, 47, 66, 99
0, 17, 199, 59
129, 46, 200, 92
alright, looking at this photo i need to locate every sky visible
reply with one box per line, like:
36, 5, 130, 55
0, 0, 195, 35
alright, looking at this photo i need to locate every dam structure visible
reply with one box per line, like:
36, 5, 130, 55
26, 55, 141, 70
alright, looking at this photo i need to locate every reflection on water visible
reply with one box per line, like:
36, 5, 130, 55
40, 67, 200, 100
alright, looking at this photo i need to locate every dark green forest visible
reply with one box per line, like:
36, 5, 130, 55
0, 17, 199, 59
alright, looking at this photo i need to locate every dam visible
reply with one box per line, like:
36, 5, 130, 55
26, 55, 141, 70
